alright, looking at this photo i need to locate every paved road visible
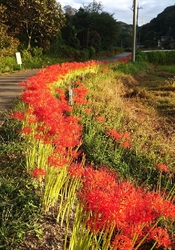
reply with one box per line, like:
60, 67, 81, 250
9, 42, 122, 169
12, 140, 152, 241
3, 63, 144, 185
100, 52, 131, 62
0, 69, 40, 123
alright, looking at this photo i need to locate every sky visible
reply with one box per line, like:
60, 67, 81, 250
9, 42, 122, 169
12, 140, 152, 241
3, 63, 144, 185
59, 0, 174, 26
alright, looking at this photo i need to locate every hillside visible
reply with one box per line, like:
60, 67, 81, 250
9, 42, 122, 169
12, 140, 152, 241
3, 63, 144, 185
139, 5, 175, 48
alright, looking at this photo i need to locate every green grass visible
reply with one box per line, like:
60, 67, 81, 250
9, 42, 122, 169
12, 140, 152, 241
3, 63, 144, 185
159, 65, 175, 73
0, 114, 42, 249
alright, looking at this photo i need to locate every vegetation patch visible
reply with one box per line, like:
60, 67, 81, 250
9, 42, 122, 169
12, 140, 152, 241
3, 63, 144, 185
1, 57, 175, 249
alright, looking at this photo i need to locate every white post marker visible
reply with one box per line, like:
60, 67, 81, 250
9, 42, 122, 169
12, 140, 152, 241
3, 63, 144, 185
15, 52, 22, 69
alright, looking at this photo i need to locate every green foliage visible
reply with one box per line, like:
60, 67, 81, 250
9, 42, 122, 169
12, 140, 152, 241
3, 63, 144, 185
159, 65, 175, 73
81, 120, 161, 185
0, 114, 41, 249
0, 24, 20, 57
0, 49, 67, 73
117, 22, 133, 48
114, 61, 148, 74
56, 45, 93, 61
0, 56, 19, 73
88, 46, 96, 58
61, 0, 120, 52
135, 50, 148, 62
30, 47, 43, 57
1, 0, 65, 50
135, 50, 175, 65
146, 51, 175, 64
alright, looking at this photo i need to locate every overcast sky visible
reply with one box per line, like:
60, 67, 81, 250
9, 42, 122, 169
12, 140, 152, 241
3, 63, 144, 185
59, 0, 174, 25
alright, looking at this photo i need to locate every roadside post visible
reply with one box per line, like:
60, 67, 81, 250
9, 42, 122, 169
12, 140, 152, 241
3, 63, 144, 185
15, 52, 22, 69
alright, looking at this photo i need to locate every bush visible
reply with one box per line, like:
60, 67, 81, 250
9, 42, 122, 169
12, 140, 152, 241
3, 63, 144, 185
146, 51, 175, 65
88, 46, 96, 59
30, 47, 43, 57
0, 56, 19, 73
136, 50, 148, 62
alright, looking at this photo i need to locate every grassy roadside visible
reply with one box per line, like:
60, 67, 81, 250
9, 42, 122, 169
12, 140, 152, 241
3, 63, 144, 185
0, 61, 175, 249
0, 114, 42, 249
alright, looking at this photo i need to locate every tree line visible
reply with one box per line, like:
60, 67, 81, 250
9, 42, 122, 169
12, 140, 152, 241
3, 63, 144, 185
0, 0, 133, 59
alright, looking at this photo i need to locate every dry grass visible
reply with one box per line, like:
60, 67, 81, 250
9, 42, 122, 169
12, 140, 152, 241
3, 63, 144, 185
87, 66, 175, 168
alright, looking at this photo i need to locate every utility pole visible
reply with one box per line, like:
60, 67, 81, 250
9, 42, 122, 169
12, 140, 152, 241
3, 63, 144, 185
132, 0, 137, 62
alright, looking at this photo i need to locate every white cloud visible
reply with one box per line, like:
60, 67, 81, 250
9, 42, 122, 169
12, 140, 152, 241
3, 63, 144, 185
59, 0, 174, 25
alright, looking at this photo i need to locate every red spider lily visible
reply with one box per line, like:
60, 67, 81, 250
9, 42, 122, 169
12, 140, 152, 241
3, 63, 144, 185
11, 111, 24, 121
111, 235, 134, 250
121, 132, 131, 140
102, 67, 109, 73
26, 114, 38, 124
149, 227, 172, 249
69, 148, 83, 159
117, 54, 132, 63
157, 164, 169, 173
73, 82, 88, 106
68, 163, 84, 178
34, 134, 43, 141
55, 88, 66, 100
20, 126, 33, 134
36, 125, 48, 133
48, 154, 69, 168
51, 116, 82, 149
121, 141, 131, 148
79, 167, 175, 247
117, 58, 128, 63
146, 192, 175, 220
31, 168, 46, 178
107, 129, 121, 140
96, 116, 105, 122
85, 108, 91, 114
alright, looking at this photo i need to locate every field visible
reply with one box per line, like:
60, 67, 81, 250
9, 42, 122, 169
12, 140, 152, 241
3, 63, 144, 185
0, 58, 175, 249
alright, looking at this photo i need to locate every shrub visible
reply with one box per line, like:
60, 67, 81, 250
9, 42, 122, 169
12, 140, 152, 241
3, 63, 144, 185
146, 51, 175, 65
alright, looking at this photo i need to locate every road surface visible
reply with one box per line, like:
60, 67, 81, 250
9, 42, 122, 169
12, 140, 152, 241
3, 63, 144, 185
0, 69, 40, 123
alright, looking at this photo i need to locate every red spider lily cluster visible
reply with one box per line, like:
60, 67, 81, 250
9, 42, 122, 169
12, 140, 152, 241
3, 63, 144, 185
117, 53, 132, 63
79, 167, 175, 249
107, 129, 132, 148
13, 61, 98, 170
157, 163, 169, 173
31, 168, 46, 178
96, 115, 106, 123
12, 59, 175, 249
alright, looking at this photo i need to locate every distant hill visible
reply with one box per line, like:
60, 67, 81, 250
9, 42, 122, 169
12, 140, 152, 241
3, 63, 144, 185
116, 21, 133, 48
139, 5, 175, 48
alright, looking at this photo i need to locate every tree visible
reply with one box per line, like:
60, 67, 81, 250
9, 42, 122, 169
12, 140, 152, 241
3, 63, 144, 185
63, 5, 77, 16
62, 0, 120, 51
0, 0, 65, 50
90, 11, 119, 50
0, 3, 19, 56
83, 0, 103, 13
